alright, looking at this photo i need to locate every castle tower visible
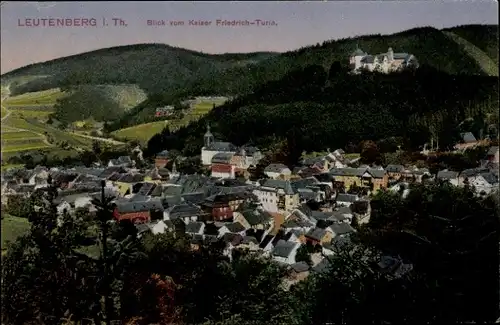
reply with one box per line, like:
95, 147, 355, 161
204, 124, 214, 148
387, 47, 394, 61
350, 44, 366, 71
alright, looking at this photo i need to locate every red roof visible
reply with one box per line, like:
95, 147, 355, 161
211, 164, 232, 173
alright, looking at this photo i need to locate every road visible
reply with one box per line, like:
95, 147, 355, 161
69, 132, 126, 145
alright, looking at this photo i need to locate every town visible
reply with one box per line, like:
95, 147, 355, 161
2, 124, 498, 281
1, 2, 498, 324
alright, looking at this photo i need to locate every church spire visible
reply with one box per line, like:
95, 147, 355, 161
204, 123, 214, 148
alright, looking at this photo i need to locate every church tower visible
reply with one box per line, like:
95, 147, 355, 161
204, 124, 214, 148
387, 47, 394, 62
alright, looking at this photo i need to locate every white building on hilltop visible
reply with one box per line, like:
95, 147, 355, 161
349, 47, 418, 74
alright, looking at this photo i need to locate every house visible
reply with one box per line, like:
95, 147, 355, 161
218, 221, 247, 237
253, 179, 300, 214
185, 221, 206, 236
335, 193, 360, 207
152, 220, 174, 235
286, 261, 310, 284
325, 150, 348, 169
113, 199, 164, 224
436, 170, 459, 186
385, 165, 405, 180
281, 218, 315, 235
454, 132, 482, 151
211, 153, 236, 179
330, 167, 388, 192
201, 125, 238, 166
220, 233, 244, 259
350, 47, 418, 74
271, 240, 300, 265
486, 146, 499, 163
304, 227, 332, 246
154, 150, 171, 168
238, 236, 261, 252
108, 156, 133, 168
114, 173, 146, 196
264, 163, 292, 179
459, 168, 499, 195
163, 203, 206, 223
291, 177, 326, 203
201, 192, 250, 221
326, 223, 356, 239
234, 146, 263, 169
233, 208, 273, 230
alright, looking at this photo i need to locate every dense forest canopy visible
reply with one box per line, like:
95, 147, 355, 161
146, 63, 498, 165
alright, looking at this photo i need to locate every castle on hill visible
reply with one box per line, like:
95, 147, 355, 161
349, 47, 418, 74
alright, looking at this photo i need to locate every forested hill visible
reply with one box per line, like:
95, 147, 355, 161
0, 44, 279, 95
1, 24, 497, 128
113, 24, 498, 129
148, 64, 499, 164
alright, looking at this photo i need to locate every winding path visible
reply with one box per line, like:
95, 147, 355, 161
1, 87, 51, 146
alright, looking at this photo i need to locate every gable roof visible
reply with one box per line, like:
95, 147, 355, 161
437, 170, 459, 180
385, 165, 404, 173
259, 179, 295, 195
186, 221, 204, 234
290, 261, 310, 273
272, 240, 297, 258
224, 221, 246, 233
329, 223, 355, 236
116, 199, 164, 214
240, 209, 272, 226
211, 152, 234, 164
305, 228, 327, 241
460, 132, 477, 143
205, 141, 238, 152
336, 193, 359, 203
166, 203, 204, 219
264, 163, 290, 173
487, 146, 499, 155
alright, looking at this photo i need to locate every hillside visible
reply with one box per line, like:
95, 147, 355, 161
149, 64, 498, 165
1, 25, 497, 129
1, 44, 278, 96
443, 24, 499, 65
112, 25, 499, 129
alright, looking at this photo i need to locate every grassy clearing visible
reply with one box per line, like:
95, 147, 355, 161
345, 153, 360, 160
1, 105, 7, 117
1, 214, 31, 251
4, 88, 66, 106
112, 99, 225, 143
112, 120, 168, 144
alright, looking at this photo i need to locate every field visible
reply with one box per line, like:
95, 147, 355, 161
112, 99, 226, 144
4, 88, 66, 106
1, 215, 31, 252
112, 120, 168, 144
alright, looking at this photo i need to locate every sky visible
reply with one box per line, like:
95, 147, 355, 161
1, 1, 498, 73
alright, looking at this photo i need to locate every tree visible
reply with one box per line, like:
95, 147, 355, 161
360, 140, 382, 165
328, 61, 343, 81
295, 244, 312, 266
